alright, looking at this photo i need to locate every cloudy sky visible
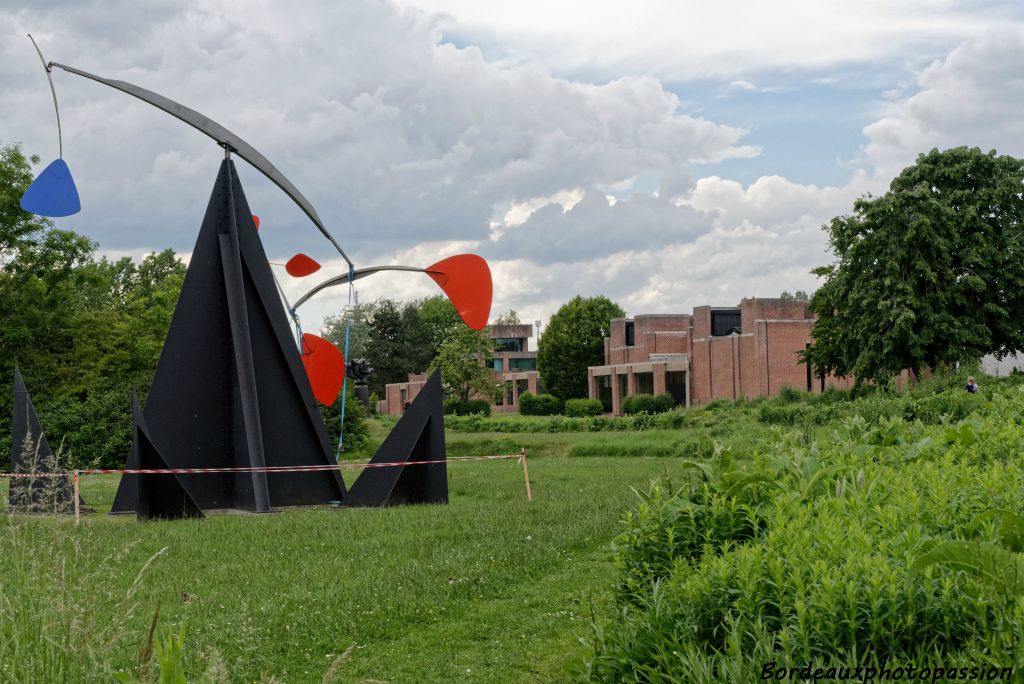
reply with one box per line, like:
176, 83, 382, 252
3, 1, 1024, 338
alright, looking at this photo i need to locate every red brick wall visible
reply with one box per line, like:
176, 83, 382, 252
693, 306, 712, 339
691, 337, 711, 404
763, 320, 813, 396
740, 298, 811, 330
710, 336, 738, 400
739, 334, 756, 399
652, 332, 688, 354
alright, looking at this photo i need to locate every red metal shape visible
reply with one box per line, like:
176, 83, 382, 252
286, 253, 321, 278
426, 254, 492, 331
300, 333, 345, 405
252, 214, 260, 230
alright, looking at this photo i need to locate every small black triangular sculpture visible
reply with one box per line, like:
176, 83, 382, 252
110, 160, 345, 513
9, 367, 76, 513
346, 369, 448, 507
130, 391, 204, 521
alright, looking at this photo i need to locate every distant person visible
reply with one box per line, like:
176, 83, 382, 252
403, 400, 412, 412
966, 376, 979, 394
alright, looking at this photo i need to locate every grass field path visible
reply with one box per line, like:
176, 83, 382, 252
2, 456, 692, 682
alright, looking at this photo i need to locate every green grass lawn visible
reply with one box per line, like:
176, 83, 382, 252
1, 454, 694, 683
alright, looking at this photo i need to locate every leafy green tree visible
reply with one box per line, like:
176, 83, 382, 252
806, 147, 1024, 384
493, 309, 521, 325
430, 325, 497, 402
359, 299, 433, 394
537, 295, 625, 400
416, 295, 462, 351
322, 300, 378, 362
0, 143, 50, 261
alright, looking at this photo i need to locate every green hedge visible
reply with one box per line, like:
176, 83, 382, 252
444, 411, 684, 433
444, 398, 492, 416
621, 392, 676, 415
518, 392, 563, 416
565, 398, 604, 417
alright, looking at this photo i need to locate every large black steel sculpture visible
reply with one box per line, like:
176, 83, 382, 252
109, 160, 346, 513
9, 367, 77, 513
346, 370, 448, 507
21, 40, 492, 514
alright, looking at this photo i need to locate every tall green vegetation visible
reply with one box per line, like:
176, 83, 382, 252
586, 380, 1024, 681
0, 143, 185, 468
537, 295, 624, 400
807, 147, 1024, 384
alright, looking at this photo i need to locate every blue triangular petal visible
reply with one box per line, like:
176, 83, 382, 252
20, 158, 81, 217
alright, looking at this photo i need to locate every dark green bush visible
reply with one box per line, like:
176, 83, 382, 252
622, 394, 657, 415
777, 386, 805, 403
518, 392, 563, 415
564, 398, 604, 417
444, 398, 492, 416
653, 392, 676, 413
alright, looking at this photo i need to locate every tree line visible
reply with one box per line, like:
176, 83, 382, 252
1, 143, 186, 468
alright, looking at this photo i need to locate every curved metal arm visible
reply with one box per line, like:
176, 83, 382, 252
293, 265, 427, 309
48, 60, 353, 269
28, 35, 62, 159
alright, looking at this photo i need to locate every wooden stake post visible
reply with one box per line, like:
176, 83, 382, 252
520, 447, 533, 502
73, 470, 80, 526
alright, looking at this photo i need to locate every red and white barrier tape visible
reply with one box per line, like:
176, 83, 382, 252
0, 454, 519, 478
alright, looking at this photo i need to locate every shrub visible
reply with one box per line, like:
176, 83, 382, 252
622, 394, 656, 415
652, 392, 676, 413
585, 385, 1024, 682
444, 398, 492, 416
565, 398, 604, 417
518, 392, 563, 415
777, 386, 805, 403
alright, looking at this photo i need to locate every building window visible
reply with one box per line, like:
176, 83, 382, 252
711, 310, 741, 337
400, 388, 408, 404
625, 321, 635, 347
509, 358, 536, 371
491, 358, 503, 371
495, 338, 523, 352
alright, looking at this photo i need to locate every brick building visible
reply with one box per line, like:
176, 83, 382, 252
378, 323, 540, 415
588, 298, 852, 414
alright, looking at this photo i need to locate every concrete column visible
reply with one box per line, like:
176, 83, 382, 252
626, 368, 636, 396
685, 370, 691, 408
512, 375, 521, 406
611, 369, 622, 416
588, 369, 597, 400
653, 363, 667, 395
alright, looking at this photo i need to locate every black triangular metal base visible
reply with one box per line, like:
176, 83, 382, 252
110, 160, 345, 513
131, 392, 204, 521
346, 369, 448, 507
9, 367, 78, 513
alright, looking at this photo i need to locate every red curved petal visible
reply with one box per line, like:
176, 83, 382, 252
300, 333, 345, 405
426, 254, 493, 331
251, 214, 260, 230
286, 253, 322, 278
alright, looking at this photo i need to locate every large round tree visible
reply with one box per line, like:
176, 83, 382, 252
538, 295, 625, 400
807, 147, 1024, 383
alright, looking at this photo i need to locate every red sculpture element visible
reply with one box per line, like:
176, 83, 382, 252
252, 214, 260, 230
427, 255, 492, 331
301, 333, 345, 405
286, 253, 322, 278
